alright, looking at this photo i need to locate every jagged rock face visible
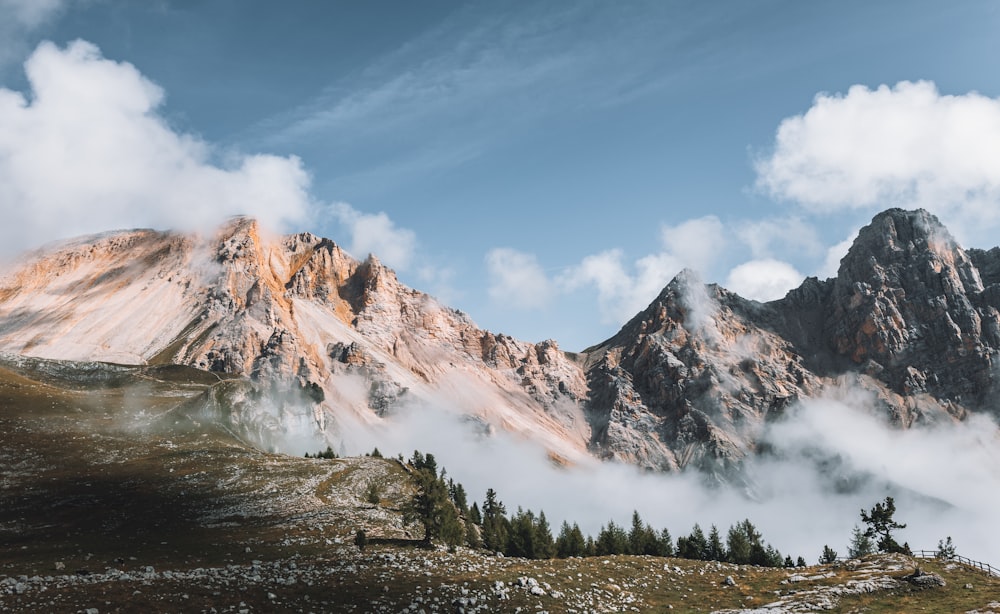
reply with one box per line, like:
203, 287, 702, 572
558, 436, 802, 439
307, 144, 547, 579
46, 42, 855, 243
0, 218, 590, 461
1, 208, 997, 476
826, 209, 997, 404
583, 272, 822, 475
583, 208, 1000, 476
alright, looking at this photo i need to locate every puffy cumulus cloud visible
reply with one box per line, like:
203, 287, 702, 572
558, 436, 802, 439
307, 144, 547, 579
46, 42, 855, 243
561, 249, 682, 324
0, 40, 314, 255
327, 202, 416, 271
755, 81, 1000, 243
725, 258, 804, 302
485, 248, 554, 310
659, 215, 726, 273
559, 215, 728, 324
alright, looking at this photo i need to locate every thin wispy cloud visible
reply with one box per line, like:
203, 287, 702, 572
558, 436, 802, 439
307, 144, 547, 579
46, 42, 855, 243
246, 2, 741, 187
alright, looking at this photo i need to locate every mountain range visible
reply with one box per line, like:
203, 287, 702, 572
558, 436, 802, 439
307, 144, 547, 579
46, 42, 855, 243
1, 208, 997, 478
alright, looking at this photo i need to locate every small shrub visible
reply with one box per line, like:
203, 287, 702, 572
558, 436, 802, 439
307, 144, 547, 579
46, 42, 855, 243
819, 545, 838, 564
936, 536, 956, 560
365, 481, 381, 505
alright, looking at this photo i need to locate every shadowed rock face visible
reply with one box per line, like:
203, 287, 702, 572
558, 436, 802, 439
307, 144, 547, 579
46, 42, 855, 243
583, 208, 1000, 476
0, 208, 997, 476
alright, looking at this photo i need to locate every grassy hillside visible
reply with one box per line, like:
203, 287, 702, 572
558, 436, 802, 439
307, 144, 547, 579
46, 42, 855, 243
1, 358, 998, 613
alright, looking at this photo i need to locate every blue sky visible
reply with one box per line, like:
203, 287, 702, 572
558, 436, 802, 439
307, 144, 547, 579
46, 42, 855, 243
2, 0, 1000, 350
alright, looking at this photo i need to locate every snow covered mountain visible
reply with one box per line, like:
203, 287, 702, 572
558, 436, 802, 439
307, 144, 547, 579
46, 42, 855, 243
1, 209, 998, 476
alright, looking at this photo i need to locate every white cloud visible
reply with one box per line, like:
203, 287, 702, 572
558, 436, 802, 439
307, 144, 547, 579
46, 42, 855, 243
735, 216, 822, 260
556, 216, 728, 324
485, 248, 554, 310
817, 231, 857, 279
561, 249, 683, 324
660, 215, 725, 273
725, 258, 804, 302
0, 40, 313, 255
755, 81, 1000, 243
327, 202, 416, 271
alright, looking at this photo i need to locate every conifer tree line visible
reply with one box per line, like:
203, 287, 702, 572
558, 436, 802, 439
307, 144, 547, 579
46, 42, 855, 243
398, 450, 798, 567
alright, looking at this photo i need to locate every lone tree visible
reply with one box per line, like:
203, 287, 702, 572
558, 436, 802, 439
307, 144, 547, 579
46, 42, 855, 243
402, 453, 463, 549
860, 496, 907, 554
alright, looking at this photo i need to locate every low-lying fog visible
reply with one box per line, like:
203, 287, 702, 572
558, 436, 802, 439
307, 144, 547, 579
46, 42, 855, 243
328, 388, 1000, 565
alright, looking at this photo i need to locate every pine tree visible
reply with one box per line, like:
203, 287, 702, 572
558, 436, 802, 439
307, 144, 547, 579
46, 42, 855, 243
819, 545, 838, 564
676, 536, 690, 559
860, 496, 906, 553
402, 462, 462, 548
556, 521, 586, 558
847, 524, 874, 559
534, 511, 556, 559
936, 536, 956, 560
468, 501, 482, 526
596, 520, 628, 555
680, 524, 708, 560
726, 521, 753, 564
764, 545, 785, 567
657, 527, 674, 557
796, 556, 806, 567
480, 488, 509, 553
628, 511, 646, 555
409, 450, 438, 477
448, 479, 469, 515
707, 525, 726, 562
507, 508, 536, 558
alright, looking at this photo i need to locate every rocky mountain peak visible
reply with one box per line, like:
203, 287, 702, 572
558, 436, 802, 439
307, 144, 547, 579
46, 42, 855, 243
580, 208, 1000, 477
2, 208, 999, 481
824, 209, 994, 404
836, 208, 982, 295
0, 219, 592, 462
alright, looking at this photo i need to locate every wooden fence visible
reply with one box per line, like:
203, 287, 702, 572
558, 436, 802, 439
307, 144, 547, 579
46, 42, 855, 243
912, 550, 999, 578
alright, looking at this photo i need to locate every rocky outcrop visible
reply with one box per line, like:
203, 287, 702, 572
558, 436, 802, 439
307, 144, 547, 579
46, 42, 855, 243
583, 208, 1000, 475
582, 272, 822, 475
